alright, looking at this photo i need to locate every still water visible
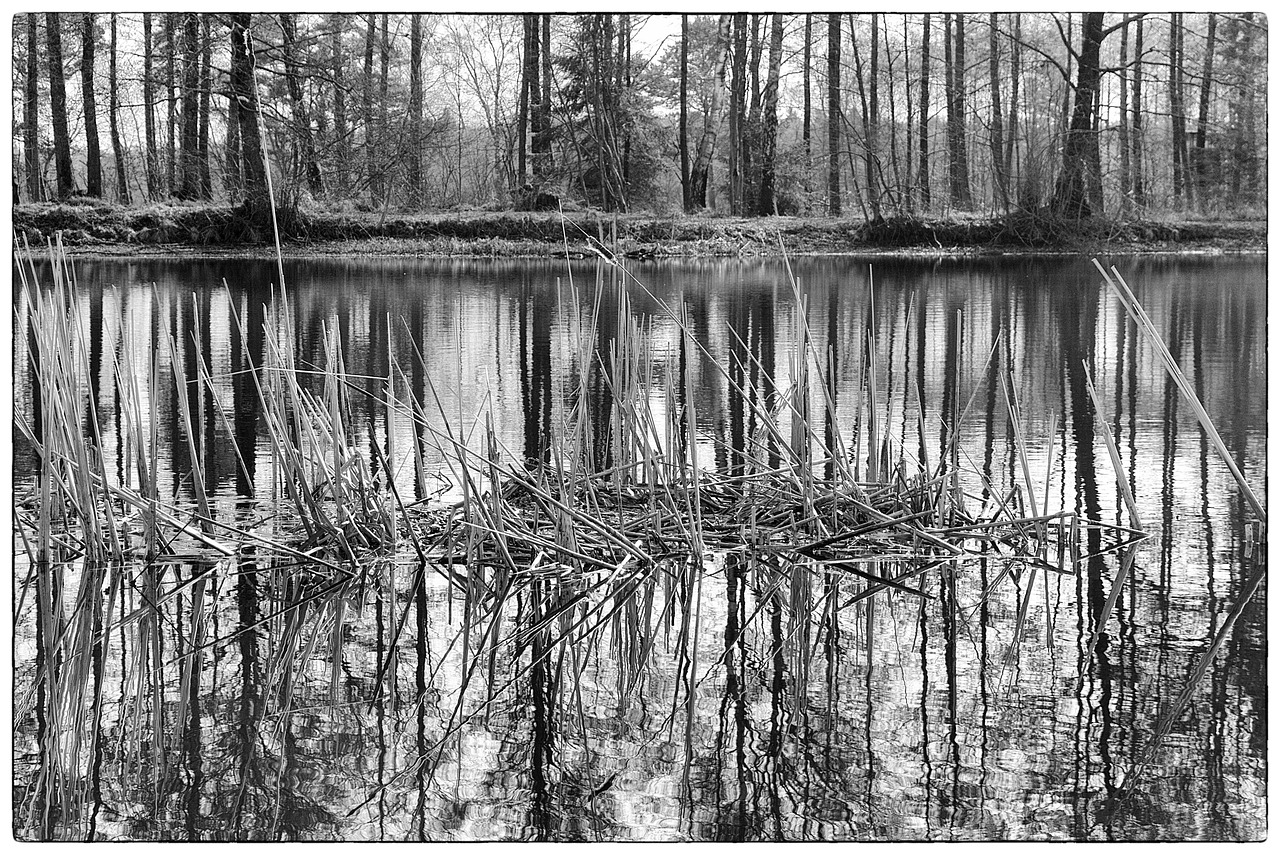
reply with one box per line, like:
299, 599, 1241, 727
12, 254, 1266, 840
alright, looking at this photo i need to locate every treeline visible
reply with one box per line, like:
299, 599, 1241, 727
13, 12, 1268, 222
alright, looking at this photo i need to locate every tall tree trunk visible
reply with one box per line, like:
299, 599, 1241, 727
364, 15, 377, 202
944, 14, 972, 208
1118, 18, 1131, 206
1050, 12, 1103, 217
280, 13, 324, 197
541, 15, 552, 173
680, 15, 690, 211
757, 14, 784, 216
517, 14, 530, 189
868, 14, 881, 217
379, 14, 390, 198
1169, 13, 1188, 209
226, 77, 241, 201
331, 21, 348, 196
1132, 17, 1146, 207
81, 14, 103, 197
690, 16, 731, 209
180, 13, 200, 199
849, 16, 874, 217
165, 13, 176, 194
527, 13, 546, 182
198, 15, 212, 198
229, 14, 267, 217
47, 13, 76, 198
24, 14, 42, 202
143, 13, 158, 200
1194, 13, 1217, 212
409, 14, 424, 203
803, 14, 812, 210
988, 14, 1008, 209
827, 14, 841, 216
1004, 14, 1020, 188
109, 14, 130, 204
729, 14, 747, 214
918, 14, 931, 210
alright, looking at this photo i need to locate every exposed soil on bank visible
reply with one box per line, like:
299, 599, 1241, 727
13, 201, 1266, 260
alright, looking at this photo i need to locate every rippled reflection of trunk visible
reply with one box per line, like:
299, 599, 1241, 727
231, 290, 265, 496
714, 555, 752, 840
527, 580, 559, 840
232, 549, 262, 831
520, 272, 553, 464
590, 269, 618, 473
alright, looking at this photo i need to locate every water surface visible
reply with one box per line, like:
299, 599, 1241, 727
12, 254, 1266, 841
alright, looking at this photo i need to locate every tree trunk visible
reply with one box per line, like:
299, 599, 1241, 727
1118, 18, 1131, 205
198, 15, 212, 198
803, 14, 812, 210
143, 13, 158, 200
541, 15, 552, 173
229, 14, 267, 217
24, 14, 42, 202
409, 14, 424, 203
849, 16, 874, 217
179, 13, 200, 199
81, 14, 103, 197
1132, 17, 1146, 206
680, 15, 690, 211
1194, 13, 1217, 212
364, 15, 377, 202
47, 13, 76, 198
527, 13, 546, 182
109, 14, 130, 204
729, 14, 747, 214
988, 14, 1008, 209
1050, 11, 1103, 217
225, 77, 241, 201
379, 15, 390, 197
827, 14, 841, 216
165, 13, 176, 194
331, 21, 348, 197
690, 16, 731, 209
280, 13, 324, 197
944, 14, 972, 208
1005, 14, 1020, 187
517, 14, 530, 189
757, 14, 784, 215
1169, 13, 1188, 209
918, 14, 931, 210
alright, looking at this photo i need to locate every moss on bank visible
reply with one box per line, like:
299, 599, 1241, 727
13, 200, 1265, 258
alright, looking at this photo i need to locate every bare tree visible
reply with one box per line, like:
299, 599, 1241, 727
47, 13, 76, 198
109, 14, 130, 203
82, 14, 103, 197
827, 14, 841, 216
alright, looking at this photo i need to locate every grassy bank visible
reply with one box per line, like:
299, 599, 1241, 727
13, 199, 1266, 258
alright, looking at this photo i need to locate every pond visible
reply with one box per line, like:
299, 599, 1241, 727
12, 253, 1266, 841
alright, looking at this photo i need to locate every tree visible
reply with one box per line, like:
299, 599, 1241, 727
1132, 16, 1146, 207
331, 20, 349, 196
165, 13, 176, 193
143, 13, 159, 199
179, 13, 201, 199
47, 13, 76, 198
827, 14, 841, 216
803, 14, 812, 209
689, 15, 731, 210
944, 14, 971, 207
917, 14, 930, 210
81, 14, 103, 197
1051, 12, 1103, 217
229, 14, 268, 216
109, 14, 130, 204
363, 15, 377, 202
23, 14, 41, 202
679, 15, 690, 211
280, 13, 324, 197
988, 14, 1008, 208
1193, 14, 1217, 211
198, 15, 212, 198
756, 14, 784, 215
728, 14, 747, 213
409, 14, 424, 203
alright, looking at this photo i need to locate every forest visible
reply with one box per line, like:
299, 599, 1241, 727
11, 12, 1269, 243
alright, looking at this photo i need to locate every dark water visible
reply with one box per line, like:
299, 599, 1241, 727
12, 254, 1266, 840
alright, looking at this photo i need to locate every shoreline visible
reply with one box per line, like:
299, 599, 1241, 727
14, 202, 1266, 261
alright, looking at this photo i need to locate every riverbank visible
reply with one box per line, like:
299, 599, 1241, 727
13, 200, 1266, 259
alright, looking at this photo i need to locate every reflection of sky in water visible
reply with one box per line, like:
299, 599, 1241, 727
12, 255, 1266, 841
